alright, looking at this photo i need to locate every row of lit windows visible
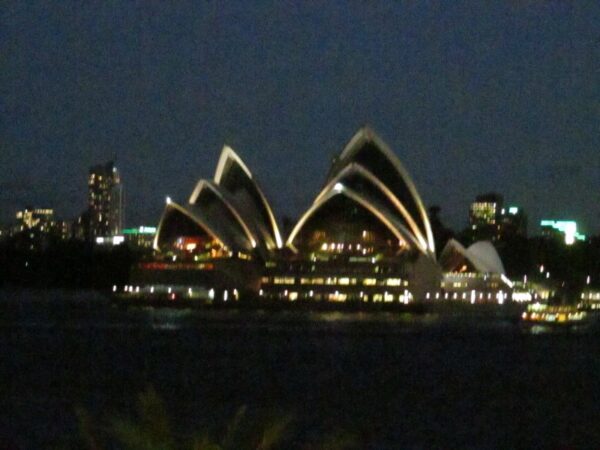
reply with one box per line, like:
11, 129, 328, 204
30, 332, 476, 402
117, 285, 238, 302
89, 173, 119, 183
264, 276, 408, 287
16, 209, 53, 218
169, 248, 231, 260
421, 290, 543, 304
318, 242, 375, 254
447, 272, 490, 279
426, 290, 510, 304
260, 288, 413, 304
470, 202, 497, 225
170, 240, 250, 261
264, 262, 402, 276
441, 281, 500, 289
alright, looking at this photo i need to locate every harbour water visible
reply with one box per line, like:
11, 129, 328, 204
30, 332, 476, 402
2, 289, 600, 449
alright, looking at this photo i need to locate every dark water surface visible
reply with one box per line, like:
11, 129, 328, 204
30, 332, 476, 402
1, 290, 600, 449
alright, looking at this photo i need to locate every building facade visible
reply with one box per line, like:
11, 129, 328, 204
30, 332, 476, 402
88, 161, 123, 240
470, 193, 526, 241
469, 193, 503, 241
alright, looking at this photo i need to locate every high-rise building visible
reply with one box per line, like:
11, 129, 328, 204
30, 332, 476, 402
470, 193, 503, 227
87, 161, 123, 240
469, 194, 527, 241
469, 193, 503, 241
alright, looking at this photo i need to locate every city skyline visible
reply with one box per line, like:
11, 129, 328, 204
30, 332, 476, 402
2, 1, 598, 232
2, 149, 595, 241
1, 135, 596, 237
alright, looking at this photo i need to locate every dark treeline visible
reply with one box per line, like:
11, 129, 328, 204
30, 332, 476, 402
499, 236, 600, 285
458, 232, 600, 292
0, 231, 143, 289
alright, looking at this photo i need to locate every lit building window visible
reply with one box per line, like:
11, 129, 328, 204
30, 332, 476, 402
273, 277, 295, 285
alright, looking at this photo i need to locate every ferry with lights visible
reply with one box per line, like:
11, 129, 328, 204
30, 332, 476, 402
520, 302, 589, 327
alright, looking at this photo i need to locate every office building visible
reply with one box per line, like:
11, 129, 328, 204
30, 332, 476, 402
470, 194, 526, 241
88, 161, 123, 240
469, 193, 503, 240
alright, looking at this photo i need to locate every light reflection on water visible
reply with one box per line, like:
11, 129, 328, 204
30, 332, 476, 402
146, 307, 194, 330
1, 289, 599, 335
526, 323, 593, 335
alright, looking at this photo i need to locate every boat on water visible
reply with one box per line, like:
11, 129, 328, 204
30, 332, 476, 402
520, 302, 588, 327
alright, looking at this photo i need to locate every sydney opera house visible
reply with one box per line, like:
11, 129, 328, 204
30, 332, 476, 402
132, 127, 514, 303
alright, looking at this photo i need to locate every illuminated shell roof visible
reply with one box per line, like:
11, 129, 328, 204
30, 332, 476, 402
286, 184, 424, 253
212, 146, 282, 250
154, 201, 237, 251
466, 241, 505, 274
287, 127, 435, 256
155, 129, 434, 260
188, 180, 256, 250
155, 146, 281, 254
327, 127, 435, 254
316, 163, 429, 253
439, 239, 505, 274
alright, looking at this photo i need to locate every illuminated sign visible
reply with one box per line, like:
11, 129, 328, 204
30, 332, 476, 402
540, 220, 586, 245
122, 226, 157, 235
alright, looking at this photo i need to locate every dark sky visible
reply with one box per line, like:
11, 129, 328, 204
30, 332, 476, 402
2, 1, 599, 234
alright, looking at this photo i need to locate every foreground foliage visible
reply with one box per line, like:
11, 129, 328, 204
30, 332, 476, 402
64, 387, 357, 450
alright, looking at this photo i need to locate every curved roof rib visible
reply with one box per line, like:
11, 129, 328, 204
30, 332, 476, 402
329, 127, 435, 254
189, 180, 257, 248
315, 163, 429, 253
213, 146, 283, 249
214, 145, 254, 185
286, 183, 423, 254
153, 201, 228, 251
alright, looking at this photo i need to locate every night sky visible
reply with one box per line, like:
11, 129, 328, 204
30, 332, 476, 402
2, 1, 599, 234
